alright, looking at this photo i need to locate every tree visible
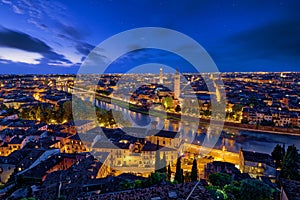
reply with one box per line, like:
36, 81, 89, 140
155, 141, 161, 173
162, 96, 173, 110
175, 105, 181, 113
208, 173, 232, 188
144, 172, 166, 187
35, 106, 42, 121
134, 180, 142, 188
160, 153, 167, 174
112, 110, 132, 127
174, 156, 183, 183
271, 144, 285, 169
223, 182, 241, 199
280, 144, 300, 181
0, 104, 8, 111
239, 179, 273, 200
62, 101, 72, 122
232, 104, 243, 113
167, 163, 172, 181
190, 158, 198, 181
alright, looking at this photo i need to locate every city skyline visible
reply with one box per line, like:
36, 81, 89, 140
0, 1, 300, 199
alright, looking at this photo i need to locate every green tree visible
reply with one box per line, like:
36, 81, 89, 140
62, 100, 72, 122
212, 189, 226, 200
223, 182, 241, 200
239, 179, 273, 200
174, 156, 183, 183
160, 153, 167, 174
190, 158, 198, 181
34, 106, 41, 121
280, 145, 300, 181
209, 173, 232, 188
232, 104, 243, 113
0, 104, 8, 111
162, 96, 173, 110
175, 105, 181, 113
271, 144, 285, 169
134, 180, 142, 188
144, 172, 166, 187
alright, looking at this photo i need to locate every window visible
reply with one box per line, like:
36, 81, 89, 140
258, 163, 262, 167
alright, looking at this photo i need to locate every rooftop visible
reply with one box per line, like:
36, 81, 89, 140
241, 150, 275, 167
281, 179, 300, 200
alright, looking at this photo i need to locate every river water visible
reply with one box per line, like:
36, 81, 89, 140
95, 99, 300, 154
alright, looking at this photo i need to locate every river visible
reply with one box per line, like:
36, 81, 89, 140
95, 99, 300, 154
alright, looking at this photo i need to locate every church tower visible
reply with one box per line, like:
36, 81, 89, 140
159, 67, 163, 84
174, 68, 180, 99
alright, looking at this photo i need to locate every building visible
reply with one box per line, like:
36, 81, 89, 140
146, 129, 181, 149
0, 136, 24, 156
141, 141, 178, 169
92, 141, 130, 168
174, 68, 180, 99
239, 149, 276, 180
204, 161, 250, 181
74, 120, 95, 133
51, 133, 88, 154
159, 67, 163, 84
92, 140, 178, 177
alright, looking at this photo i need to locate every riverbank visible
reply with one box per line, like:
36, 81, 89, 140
223, 123, 300, 136
95, 93, 300, 137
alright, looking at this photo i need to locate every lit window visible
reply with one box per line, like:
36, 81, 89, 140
258, 163, 262, 167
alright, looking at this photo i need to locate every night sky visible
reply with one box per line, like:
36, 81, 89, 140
0, 0, 300, 74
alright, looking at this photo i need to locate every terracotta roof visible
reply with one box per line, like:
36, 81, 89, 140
147, 129, 179, 139
281, 179, 300, 200
141, 142, 176, 152
242, 150, 275, 167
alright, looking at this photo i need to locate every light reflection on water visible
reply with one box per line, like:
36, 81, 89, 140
96, 100, 300, 154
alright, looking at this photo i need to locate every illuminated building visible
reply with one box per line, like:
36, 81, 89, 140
239, 149, 276, 180
174, 68, 180, 99
159, 67, 163, 84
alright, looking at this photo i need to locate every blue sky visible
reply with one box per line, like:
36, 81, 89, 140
0, 0, 299, 74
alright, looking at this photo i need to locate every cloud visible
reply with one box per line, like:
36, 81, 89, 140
12, 5, 24, 14
1, 0, 11, 5
1, 0, 92, 67
56, 22, 85, 40
2, 0, 25, 14
0, 26, 50, 53
0, 47, 42, 64
0, 27, 72, 65
27, 18, 47, 30
47, 61, 74, 67
75, 42, 95, 55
